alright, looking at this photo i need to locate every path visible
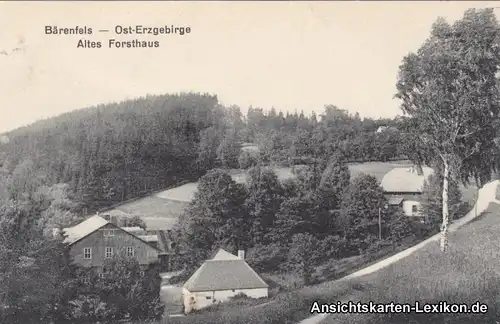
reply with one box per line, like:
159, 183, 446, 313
298, 180, 500, 324
159, 272, 184, 317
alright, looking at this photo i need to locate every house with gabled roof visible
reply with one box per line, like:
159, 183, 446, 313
182, 248, 269, 314
120, 225, 176, 271
61, 215, 161, 272
381, 165, 434, 217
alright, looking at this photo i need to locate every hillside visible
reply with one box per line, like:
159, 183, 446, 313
0, 93, 225, 213
319, 183, 500, 324
0, 94, 414, 218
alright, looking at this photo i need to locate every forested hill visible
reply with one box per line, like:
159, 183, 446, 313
0, 92, 409, 215
0, 93, 228, 213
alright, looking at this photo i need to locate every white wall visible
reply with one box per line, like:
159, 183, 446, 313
183, 287, 268, 313
402, 200, 422, 217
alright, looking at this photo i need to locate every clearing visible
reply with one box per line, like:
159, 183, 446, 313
155, 160, 415, 203
104, 160, 478, 230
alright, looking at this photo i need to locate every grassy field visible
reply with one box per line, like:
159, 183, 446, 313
105, 160, 479, 230
319, 200, 500, 324
145, 200, 500, 324
155, 161, 415, 204
106, 196, 188, 230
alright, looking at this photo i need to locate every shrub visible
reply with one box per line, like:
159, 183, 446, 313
238, 151, 259, 169
246, 243, 289, 273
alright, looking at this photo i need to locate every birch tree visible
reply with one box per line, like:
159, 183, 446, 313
395, 9, 500, 252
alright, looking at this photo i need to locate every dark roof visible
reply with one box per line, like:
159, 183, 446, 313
145, 229, 172, 254
183, 259, 268, 292
385, 194, 423, 204
387, 196, 404, 205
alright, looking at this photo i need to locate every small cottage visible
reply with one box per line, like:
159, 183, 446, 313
182, 248, 268, 314
381, 166, 434, 217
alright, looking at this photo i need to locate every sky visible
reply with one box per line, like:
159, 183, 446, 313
0, 1, 499, 133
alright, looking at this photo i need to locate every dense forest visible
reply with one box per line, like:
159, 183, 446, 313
0, 92, 413, 215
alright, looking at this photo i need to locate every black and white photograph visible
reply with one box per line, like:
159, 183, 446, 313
2, 1, 500, 323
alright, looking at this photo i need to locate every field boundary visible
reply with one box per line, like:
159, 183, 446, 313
97, 178, 196, 215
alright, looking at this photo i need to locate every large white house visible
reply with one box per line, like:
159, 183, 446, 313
182, 248, 269, 314
381, 166, 434, 217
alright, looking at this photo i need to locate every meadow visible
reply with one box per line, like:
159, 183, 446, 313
107, 160, 479, 230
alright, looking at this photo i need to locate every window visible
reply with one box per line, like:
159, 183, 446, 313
126, 247, 134, 257
412, 205, 418, 214
139, 271, 145, 277
103, 230, 114, 237
105, 247, 113, 258
205, 296, 211, 300
98, 273, 105, 279
83, 248, 92, 259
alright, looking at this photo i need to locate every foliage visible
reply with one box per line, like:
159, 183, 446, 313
245, 166, 284, 244
246, 243, 289, 273
395, 8, 500, 251
180, 169, 249, 264
75, 257, 164, 322
421, 172, 463, 229
287, 233, 320, 285
121, 215, 147, 230
0, 93, 223, 214
216, 131, 240, 169
0, 198, 77, 324
72, 257, 164, 323
318, 156, 350, 212
238, 150, 259, 169
318, 201, 500, 324
387, 207, 414, 249
339, 174, 388, 254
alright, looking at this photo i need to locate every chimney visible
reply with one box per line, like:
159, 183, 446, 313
416, 164, 423, 176
237, 250, 245, 260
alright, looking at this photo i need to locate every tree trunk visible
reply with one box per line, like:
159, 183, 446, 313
440, 159, 450, 252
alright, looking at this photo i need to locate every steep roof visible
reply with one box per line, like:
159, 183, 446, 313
381, 166, 434, 193
211, 248, 240, 260
387, 196, 404, 205
62, 215, 109, 244
62, 216, 162, 251
183, 259, 268, 292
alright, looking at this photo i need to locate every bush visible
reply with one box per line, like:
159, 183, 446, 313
168, 270, 192, 285
238, 151, 259, 169
71, 257, 164, 323
246, 243, 289, 273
